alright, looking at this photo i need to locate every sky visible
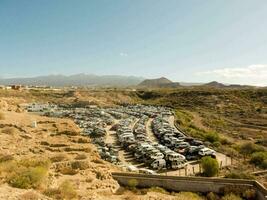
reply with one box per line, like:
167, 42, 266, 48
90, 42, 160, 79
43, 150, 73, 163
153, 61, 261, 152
0, 0, 267, 86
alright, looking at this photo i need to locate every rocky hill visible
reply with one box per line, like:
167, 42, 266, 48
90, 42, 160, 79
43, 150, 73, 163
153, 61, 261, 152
138, 77, 180, 88
203, 81, 226, 88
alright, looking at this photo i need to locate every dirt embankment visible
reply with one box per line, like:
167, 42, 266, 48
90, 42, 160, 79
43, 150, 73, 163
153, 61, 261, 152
0, 100, 122, 199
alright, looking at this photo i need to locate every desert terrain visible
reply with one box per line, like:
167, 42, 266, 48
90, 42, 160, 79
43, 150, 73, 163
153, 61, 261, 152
0, 87, 266, 199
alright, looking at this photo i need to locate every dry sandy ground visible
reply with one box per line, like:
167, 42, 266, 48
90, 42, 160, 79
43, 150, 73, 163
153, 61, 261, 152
0, 99, 193, 200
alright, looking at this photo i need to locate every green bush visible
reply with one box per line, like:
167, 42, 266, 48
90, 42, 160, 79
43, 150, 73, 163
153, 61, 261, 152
201, 156, 219, 177
1, 158, 50, 189
127, 179, 138, 188
250, 151, 267, 168
205, 132, 220, 143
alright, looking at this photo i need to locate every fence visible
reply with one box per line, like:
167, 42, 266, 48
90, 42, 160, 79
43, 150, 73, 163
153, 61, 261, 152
112, 172, 267, 200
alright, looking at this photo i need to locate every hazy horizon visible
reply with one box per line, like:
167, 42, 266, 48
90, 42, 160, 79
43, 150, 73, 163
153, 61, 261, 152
1, 0, 267, 86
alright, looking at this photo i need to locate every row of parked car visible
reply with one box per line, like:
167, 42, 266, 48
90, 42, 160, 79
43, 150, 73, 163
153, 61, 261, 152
114, 112, 189, 171
63, 107, 121, 164
27, 103, 216, 172
152, 116, 216, 160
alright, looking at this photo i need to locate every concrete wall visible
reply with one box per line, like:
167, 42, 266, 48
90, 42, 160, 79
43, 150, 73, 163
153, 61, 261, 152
112, 172, 267, 200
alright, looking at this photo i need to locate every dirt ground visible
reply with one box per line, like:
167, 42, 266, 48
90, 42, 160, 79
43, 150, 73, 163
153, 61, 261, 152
0, 99, 198, 200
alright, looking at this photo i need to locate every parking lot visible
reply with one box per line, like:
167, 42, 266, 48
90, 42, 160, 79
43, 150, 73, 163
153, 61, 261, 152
25, 103, 231, 175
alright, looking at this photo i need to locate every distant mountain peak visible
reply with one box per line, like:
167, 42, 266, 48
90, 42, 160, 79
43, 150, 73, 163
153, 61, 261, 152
138, 77, 180, 88
204, 81, 226, 88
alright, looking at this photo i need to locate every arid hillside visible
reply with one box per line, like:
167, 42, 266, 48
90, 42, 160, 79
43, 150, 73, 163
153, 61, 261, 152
0, 95, 208, 200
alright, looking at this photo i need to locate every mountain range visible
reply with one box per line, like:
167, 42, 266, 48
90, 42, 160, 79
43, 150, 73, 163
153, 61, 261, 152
0, 74, 144, 87
0, 74, 260, 88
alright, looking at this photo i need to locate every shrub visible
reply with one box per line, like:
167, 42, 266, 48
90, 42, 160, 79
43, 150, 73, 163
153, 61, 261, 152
207, 192, 219, 200
225, 172, 254, 180
2, 127, 16, 135
250, 151, 267, 169
174, 192, 204, 200
44, 180, 77, 200
18, 158, 51, 169
205, 132, 220, 143
213, 141, 221, 147
59, 167, 78, 175
59, 180, 77, 200
96, 171, 106, 180
221, 193, 242, 200
71, 161, 89, 170
220, 138, 232, 145
147, 187, 169, 195
261, 159, 267, 169
220, 185, 255, 197
239, 142, 264, 157
20, 191, 39, 200
201, 156, 219, 177
243, 189, 256, 199
1, 158, 50, 189
50, 154, 67, 163
43, 188, 62, 199
127, 179, 138, 188
8, 166, 47, 189
75, 154, 87, 160
0, 154, 14, 163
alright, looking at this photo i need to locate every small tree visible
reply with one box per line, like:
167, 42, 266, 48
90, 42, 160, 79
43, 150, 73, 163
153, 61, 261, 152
250, 151, 267, 169
205, 132, 220, 143
239, 142, 263, 158
201, 156, 219, 177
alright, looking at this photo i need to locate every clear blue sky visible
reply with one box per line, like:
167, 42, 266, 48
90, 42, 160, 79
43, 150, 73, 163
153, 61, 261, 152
1, 0, 267, 85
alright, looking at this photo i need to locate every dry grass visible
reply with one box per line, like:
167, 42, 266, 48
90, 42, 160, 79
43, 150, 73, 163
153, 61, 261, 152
75, 154, 87, 160
50, 154, 67, 163
0, 154, 14, 163
0, 158, 50, 189
20, 191, 40, 200
59, 167, 78, 175
174, 192, 204, 200
1, 127, 16, 135
221, 193, 242, 200
44, 180, 77, 200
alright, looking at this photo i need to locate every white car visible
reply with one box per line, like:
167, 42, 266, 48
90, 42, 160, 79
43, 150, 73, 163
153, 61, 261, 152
198, 148, 216, 157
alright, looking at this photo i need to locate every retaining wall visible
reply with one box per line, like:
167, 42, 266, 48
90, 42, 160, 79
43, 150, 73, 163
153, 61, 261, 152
112, 172, 267, 200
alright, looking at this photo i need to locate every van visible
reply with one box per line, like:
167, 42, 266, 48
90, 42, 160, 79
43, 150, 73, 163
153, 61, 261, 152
151, 159, 166, 170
